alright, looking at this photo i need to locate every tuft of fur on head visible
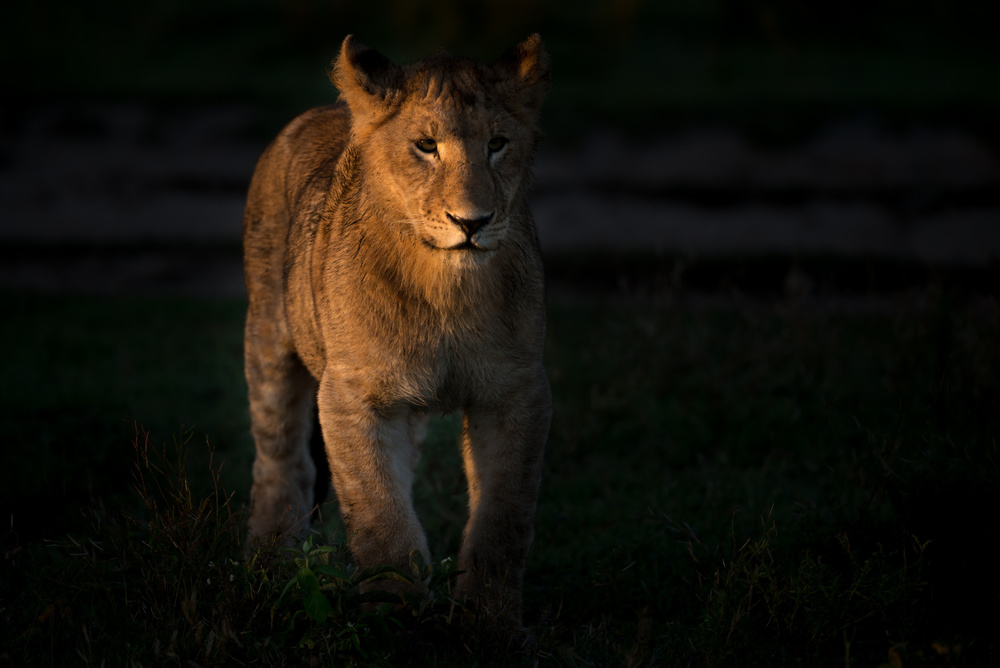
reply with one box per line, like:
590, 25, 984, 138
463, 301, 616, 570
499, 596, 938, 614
331, 34, 550, 134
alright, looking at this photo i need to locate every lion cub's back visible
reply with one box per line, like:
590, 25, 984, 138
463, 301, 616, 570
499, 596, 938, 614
243, 105, 350, 336
243, 105, 351, 302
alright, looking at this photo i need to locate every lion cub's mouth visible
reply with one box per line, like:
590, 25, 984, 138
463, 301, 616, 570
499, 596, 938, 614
421, 238, 491, 253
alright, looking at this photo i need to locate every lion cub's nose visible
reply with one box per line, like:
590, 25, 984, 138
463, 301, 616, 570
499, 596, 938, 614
446, 212, 493, 238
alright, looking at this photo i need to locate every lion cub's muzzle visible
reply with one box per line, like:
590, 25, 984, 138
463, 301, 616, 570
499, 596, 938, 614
445, 211, 495, 251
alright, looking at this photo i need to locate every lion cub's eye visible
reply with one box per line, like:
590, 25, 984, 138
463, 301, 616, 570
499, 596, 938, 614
415, 138, 437, 153
487, 136, 508, 153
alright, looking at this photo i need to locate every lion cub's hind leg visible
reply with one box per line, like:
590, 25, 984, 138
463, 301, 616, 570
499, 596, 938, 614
245, 325, 318, 547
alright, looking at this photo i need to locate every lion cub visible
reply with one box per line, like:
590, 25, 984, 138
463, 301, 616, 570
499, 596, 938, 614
243, 35, 552, 628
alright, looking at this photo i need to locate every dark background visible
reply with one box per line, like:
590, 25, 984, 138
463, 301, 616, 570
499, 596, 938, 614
4, 0, 1000, 135
2, 0, 999, 292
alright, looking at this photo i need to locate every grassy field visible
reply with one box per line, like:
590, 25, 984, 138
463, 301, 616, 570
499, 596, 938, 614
1, 270, 997, 665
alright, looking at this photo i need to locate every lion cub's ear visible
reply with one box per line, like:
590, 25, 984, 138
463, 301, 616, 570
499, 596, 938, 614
331, 35, 403, 127
493, 34, 550, 120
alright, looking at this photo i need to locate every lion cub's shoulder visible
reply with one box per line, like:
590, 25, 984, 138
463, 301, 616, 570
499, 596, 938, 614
267, 104, 352, 179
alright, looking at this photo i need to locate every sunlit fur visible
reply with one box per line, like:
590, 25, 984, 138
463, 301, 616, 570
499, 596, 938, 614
243, 34, 552, 632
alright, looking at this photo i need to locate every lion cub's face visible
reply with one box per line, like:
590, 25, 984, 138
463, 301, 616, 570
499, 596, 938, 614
333, 36, 549, 261
373, 96, 531, 255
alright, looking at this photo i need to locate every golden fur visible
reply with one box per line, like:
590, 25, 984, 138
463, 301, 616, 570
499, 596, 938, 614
243, 35, 552, 629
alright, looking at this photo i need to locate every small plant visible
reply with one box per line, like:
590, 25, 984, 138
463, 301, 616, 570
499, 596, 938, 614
269, 535, 464, 663
2, 427, 475, 666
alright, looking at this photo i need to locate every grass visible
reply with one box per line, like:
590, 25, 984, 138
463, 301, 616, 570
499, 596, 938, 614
1, 277, 997, 665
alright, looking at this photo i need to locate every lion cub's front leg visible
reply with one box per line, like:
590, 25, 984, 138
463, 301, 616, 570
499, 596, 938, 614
457, 371, 552, 629
316, 373, 431, 584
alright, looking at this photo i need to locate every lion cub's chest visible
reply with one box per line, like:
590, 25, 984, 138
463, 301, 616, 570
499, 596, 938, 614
387, 320, 509, 413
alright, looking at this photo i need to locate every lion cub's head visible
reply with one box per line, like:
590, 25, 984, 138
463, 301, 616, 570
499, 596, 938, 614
332, 35, 549, 260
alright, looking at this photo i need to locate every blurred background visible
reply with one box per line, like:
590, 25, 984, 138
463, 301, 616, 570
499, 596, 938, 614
2, 0, 998, 292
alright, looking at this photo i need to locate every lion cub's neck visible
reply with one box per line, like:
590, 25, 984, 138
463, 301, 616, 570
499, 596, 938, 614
372, 216, 499, 314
